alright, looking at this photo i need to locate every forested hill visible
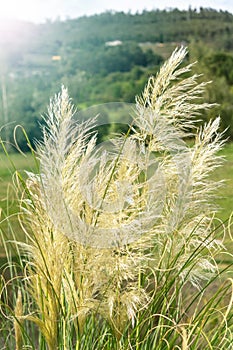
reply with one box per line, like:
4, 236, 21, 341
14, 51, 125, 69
0, 8, 233, 150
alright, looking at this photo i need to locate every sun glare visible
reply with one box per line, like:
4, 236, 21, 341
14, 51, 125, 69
0, 0, 40, 43
0, 0, 39, 22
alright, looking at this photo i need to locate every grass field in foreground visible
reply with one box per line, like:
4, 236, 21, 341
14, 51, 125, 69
212, 142, 233, 222
0, 152, 37, 256
0, 142, 233, 257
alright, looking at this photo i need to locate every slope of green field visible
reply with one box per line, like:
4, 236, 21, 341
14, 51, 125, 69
0, 152, 36, 256
212, 143, 233, 222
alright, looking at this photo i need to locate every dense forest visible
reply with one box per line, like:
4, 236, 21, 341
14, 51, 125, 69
0, 8, 233, 150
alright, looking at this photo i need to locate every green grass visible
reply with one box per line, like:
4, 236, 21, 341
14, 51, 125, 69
213, 142, 233, 222
0, 152, 36, 256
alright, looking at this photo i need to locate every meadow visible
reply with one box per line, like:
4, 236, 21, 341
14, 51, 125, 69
213, 143, 233, 221
0, 152, 36, 256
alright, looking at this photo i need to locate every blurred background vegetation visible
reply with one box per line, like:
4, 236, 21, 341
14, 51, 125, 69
0, 8, 233, 151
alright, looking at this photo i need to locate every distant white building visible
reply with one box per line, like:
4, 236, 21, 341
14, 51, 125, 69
52, 55, 61, 61
105, 40, 122, 47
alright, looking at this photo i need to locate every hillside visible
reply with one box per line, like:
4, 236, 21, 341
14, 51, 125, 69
0, 8, 233, 150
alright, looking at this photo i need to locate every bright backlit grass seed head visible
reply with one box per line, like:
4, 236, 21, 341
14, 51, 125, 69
22, 47, 226, 340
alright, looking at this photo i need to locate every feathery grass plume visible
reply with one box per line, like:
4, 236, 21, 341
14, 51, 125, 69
21, 175, 70, 350
16, 46, 230, 348
133, 46, 225, 288
30, 88, 151, 329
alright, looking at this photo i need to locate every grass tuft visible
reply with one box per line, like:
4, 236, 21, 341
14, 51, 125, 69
1, 46, 233, 349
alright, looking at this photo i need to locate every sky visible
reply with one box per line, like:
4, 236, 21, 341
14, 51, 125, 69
0, 0, 232, 23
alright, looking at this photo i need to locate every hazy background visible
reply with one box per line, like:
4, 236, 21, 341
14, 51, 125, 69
0, 0, 232, 22
0, 1, 233, 152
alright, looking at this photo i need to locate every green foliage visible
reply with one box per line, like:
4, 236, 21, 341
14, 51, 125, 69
205, 52, 233, 84
188, 43, 233, 139
62, 43, 161, 75
0, 8, 233, 149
